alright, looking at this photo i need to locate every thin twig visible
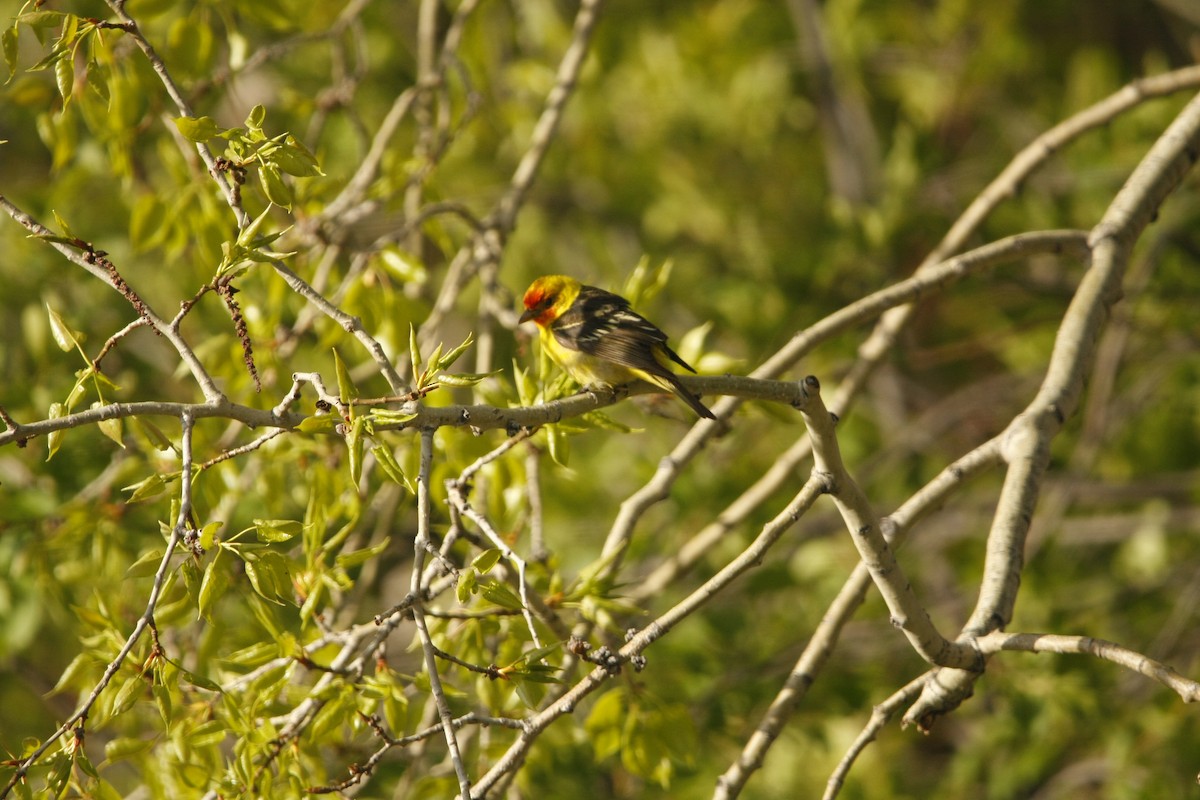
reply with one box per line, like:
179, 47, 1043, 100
409, 430, 472, 794
821, 675, 930, 800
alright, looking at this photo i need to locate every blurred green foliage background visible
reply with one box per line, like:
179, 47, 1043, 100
1, 0, 1199, 798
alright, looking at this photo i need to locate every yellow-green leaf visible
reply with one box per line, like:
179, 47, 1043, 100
46, 402, 65, 460
472, 548, 502, 573
272, 136, 323, 177
174, 115, 223, 142
54, 54, 73, 102
333, 348, 356, 404
125, 549, 164, 579
367, 408, 417, 425
259, 162, 292, 209
254, 518, 302, 543
297, 415, 337, 434
371, 444, 408, 488
480, 580, 523, 611
347, 417, 364, 485
3, 27, 18, 81
94, 403, 124, 448
335, 537, 390, 570
198, 547, 231, 620
435, 370, 499, 388
123, 473, 174, 503
439, 333, 474, 370
245, 104, 266, 131
546, 424, 569, 467
456, 568, 478, 602
199, 521, 222, 550
408, 324, 421, 374
46, 304, 79, 352
104, 737, 155, 763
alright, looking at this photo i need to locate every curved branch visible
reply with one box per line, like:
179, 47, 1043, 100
904, 88, 1200, 731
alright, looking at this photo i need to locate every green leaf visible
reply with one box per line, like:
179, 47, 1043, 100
435, 370, 500, 388
221, 640, 280, 667
297, 415, 337, 434
371, 444, 408, 487
439, 333, 474, 370
259, 162, 292, 209
111, 674, 144, 714
54, 52, 73, 102
125, 549, 164, 579
105, 736, 155, 762
545, 424, 569, 467
49, 653, 93, 695
472, 548, 502, 573
347, 417, 364, 486
235, 201, 273, 247
46, 402, 65, 460
333, 348, 356, 404
520, 641, 564, 665
243, 551, 292, 605
335, 537, 390, 570
189, 719, 228, 748
513, 360, 535, 406
85, 61, 110, 103
46, 753, 71, 799
174, 115, 224, 142
60, 13, 80, 48
245, 104, 266, 131
75, 749, 100, 780
367, 408, 417, 426
17, 10, 67, 34
94, 402, 124, 448
272, 136, 323, 177
585, 689, 624, 760
456, 568, 478, 603
123, 472, 174, 503
177, 663, 222, 692
46, 304, 80, 352
27, 41, 68, 72
199, 521, 221, 550
198, 547, 231, 620
409, 324, 421, 375
90, 780, 123, 800
480, 580, 523, 611
308, 688, 352, 741
425, 342, 444, 377
253, 518, 302, 543
64, 377, 87, 410
623, 255, 672, 306
3, 27, 18, 82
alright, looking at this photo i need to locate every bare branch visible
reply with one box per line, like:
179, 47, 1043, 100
976, 631, 1200, 703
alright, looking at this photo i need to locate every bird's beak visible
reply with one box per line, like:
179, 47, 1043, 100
518, 308, 537, 325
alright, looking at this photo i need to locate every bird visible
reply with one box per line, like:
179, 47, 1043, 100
518, 274, 715, 420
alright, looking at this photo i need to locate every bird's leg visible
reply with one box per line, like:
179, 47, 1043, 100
579, 382, 626, 406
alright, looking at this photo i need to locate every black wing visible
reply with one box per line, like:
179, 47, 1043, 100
550, 286, 696, 377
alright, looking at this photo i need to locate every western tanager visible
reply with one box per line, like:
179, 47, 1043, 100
519, 274, 715, 419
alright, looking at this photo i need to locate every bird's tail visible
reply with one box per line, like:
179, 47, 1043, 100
665, 375, 716, 420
